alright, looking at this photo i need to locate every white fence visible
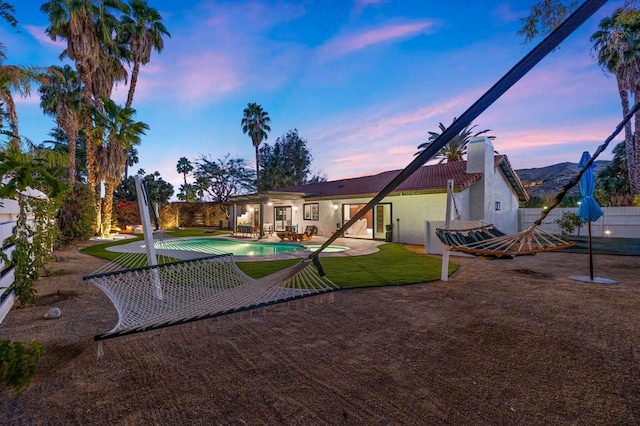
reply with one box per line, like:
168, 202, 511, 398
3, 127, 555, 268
0, 199, 19, 322
519, 206, 640, 238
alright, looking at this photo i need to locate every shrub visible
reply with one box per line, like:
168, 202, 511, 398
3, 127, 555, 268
57, 184, 96, 246
0, 338, 43, 393
554, 211, 584, 239
115, 200, 140, 229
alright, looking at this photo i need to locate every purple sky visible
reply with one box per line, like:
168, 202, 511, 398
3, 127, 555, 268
5, 1, 628, 196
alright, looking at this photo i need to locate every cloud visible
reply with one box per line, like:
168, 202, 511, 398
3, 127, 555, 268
307, 94, 475, 179
318, 20, 438, 59
23, 25, 66, 49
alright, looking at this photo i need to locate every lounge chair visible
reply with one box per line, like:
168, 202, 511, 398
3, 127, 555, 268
301, 225, 318, 241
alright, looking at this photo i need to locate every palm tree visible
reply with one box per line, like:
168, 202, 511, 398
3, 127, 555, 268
92, 98, 148, 235
124, 146, 138, 178
591, 8, 640, 196
416, 117, 495, 163
41, 0, 129, 208
0, 1, 17, 28
39, 65, 84, 185
176, 156, 193, 186
241, 102, 271, 180
0, 62, 36, 149
119, 0, 170, 109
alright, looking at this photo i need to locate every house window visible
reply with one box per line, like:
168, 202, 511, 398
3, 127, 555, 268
495, 201, 501, 211
303, 203, 319, 221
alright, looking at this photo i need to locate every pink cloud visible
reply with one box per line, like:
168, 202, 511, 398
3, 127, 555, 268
319, 21, 438, 59
23, 25, 66, 49
175, 52, 241, 101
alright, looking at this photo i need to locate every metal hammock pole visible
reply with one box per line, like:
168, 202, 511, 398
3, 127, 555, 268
306, 0, 608, 266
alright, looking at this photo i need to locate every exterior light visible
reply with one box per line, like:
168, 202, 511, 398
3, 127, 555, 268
333, 204, 339, 211
249, 207, 254, 212
267, 202, 273, 206
605, 230, 611, 236
293, 206, 298, 212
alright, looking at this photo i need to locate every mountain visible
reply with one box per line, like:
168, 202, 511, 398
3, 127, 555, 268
515, 161, 611, 200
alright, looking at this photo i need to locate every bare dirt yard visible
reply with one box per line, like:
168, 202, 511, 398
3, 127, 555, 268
1, 242, 639, 425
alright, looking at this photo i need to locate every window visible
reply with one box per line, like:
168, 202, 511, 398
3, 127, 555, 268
495, 201, 501, 211
303, 203, 319, 221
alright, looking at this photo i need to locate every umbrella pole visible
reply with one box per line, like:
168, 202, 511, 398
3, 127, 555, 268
588, 221, 594, 281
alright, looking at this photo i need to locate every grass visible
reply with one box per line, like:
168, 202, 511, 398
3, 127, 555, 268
236, 243, 456, 288
80, 236, 456, 288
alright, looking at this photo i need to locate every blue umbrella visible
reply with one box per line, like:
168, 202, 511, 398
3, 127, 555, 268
576, 151, 603, 282
577, 151, 603, 223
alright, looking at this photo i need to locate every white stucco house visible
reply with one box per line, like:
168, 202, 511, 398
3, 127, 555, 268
228, 137, 528, 253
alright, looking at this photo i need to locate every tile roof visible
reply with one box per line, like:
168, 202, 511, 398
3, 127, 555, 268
278, 155, 528, 201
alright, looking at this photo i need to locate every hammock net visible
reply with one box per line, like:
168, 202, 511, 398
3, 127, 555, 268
86, 253, 338, 341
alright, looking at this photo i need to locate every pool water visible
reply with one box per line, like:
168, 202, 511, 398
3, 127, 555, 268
155, 238, 348, 257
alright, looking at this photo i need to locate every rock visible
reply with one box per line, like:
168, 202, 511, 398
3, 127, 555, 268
44, 307, 61, 319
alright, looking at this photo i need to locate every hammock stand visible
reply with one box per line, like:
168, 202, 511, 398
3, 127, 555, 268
435, 181, 574, 259
434, 93, 640, 259
84, 1, 609, 342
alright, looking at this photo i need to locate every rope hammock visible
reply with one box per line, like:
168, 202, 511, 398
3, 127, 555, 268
87, 254, 338, 341
435, 97, 640, 258
84, 0, 607, 341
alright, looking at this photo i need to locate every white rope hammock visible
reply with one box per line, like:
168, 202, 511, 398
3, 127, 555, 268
85, 253, 338, 341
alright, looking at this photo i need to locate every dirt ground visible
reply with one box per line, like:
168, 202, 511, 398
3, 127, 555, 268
1, 242, 639, 425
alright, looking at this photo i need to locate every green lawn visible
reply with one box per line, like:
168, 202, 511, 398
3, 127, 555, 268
237, 243, 454, 288
80, 236, 455, 288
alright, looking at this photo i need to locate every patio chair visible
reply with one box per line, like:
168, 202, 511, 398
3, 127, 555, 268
302, 225, 318, 241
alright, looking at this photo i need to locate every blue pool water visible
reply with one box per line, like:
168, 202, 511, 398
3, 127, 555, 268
155, 238, 348, 256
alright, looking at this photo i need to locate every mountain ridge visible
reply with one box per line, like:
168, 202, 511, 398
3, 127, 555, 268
515, 160, 611, 200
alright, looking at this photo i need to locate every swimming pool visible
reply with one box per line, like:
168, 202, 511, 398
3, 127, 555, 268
155, 238, 349, 257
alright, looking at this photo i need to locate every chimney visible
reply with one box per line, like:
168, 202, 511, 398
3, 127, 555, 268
466, 137, 494, 221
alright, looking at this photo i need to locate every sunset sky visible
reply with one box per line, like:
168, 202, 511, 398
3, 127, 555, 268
4, 1, 628, 194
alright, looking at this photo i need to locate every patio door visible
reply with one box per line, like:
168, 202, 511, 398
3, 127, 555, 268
274, 206, 292, 230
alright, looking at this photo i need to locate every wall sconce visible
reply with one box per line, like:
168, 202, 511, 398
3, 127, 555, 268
293, 206, 298, 212
605, 230, 611, 236
267, 202, 273, 206
332, 204, 339, 211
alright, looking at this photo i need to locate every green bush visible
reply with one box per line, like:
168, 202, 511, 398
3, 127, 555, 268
0, 338, 43, 393
554, 211, 584, 239
57, 184, 96, 246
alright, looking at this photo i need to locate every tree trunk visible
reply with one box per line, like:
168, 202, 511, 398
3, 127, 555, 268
634, 89, 640, 198
255, 144, 260, 189
126, 61, 140, 110
102, 179, 115, 236
3, 93, 20, 150
618, 79, 637, 195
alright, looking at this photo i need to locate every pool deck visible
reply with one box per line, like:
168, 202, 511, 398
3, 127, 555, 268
104, 234, 385, 262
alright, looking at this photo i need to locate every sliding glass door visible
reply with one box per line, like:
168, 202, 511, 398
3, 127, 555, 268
274, 206, 292, 231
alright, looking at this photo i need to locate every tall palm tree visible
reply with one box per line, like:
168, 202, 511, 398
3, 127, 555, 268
39, 65, 84, 185
176, 156, 192, 187
119, 0, 170, 109
241, 102, 271, 180
416, 117, 495, 163
0, 62, 36, 149
92, 98, 148, 235
41, 0, 129, 225
591, 8, 640, 196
